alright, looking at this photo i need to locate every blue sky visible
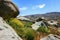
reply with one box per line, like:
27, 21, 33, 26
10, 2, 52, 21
12, 0, 60, 16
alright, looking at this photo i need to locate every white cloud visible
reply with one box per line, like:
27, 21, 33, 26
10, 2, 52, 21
38, 4, 45, 8
20, 7, 27, 11
32, 4, 46, 9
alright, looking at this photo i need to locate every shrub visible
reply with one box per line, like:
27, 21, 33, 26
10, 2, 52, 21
24, 22, 33, 28
7, 18, 35, 40
37, 26, 50, 33
16, 27, 35, 40
25, 28, 35, 40
9, 18, 24, 27
20, 20, 33, 28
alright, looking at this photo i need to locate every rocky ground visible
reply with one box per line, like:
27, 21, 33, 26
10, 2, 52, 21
40, 34, 60, 40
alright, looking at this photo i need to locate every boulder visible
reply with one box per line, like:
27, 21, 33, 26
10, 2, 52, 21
0, 0, 19, 19
32, 21, 48, 30
0, 17, 22, 40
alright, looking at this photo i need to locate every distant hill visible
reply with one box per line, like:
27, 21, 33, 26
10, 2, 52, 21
24, 12, 60, 21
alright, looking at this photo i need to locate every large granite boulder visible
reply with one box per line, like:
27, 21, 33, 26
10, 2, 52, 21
0, 17, 22, 40
0, 0, 19, 19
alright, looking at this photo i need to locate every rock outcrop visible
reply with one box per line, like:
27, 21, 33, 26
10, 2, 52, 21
0, 0, 22, 40
40, 34, 60, 40
32, 21, 48, 30
0, 17, 22, 40
0, 0, 19, 19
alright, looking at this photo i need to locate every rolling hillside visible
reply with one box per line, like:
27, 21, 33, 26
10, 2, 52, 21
25, 12, 60, 21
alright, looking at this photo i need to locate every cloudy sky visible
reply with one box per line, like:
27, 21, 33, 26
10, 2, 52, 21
12, 0, 60, 16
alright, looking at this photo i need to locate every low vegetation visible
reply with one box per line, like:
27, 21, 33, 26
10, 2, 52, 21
6, 18, 35, 40
5, 18, 60, 40
21, 20, 33, 28
37, 26, 50, 33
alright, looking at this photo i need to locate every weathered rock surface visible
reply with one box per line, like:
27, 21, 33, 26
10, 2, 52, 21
0, 17, 22, 40
40, 34, 60, 40
0, 0, 19, 19
32, 21, 47, 30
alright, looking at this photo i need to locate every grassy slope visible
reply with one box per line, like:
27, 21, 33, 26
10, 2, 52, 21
6, 18, 60, 40
6, 18, 36, 40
